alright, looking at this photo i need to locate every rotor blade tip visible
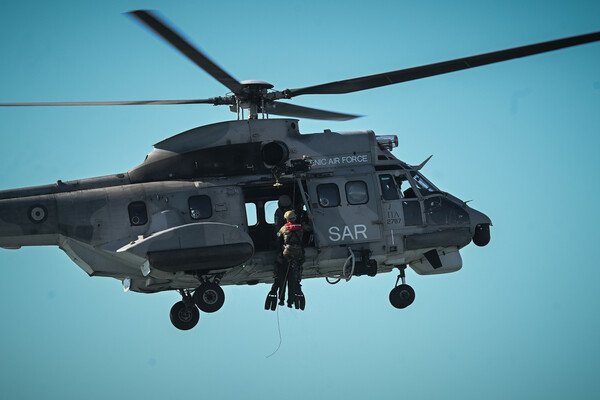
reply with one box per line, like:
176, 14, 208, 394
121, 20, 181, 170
125, 9, 158, 22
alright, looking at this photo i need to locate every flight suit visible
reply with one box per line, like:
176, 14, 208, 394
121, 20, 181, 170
266, 210, 311, 310
279, 216, 311, 308
270, 200, 292, 304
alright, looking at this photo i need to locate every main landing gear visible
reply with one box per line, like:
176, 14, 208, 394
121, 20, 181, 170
169, 277, 226, 330
193, 282, 225, 313
389, 265, 415, 309
170, 290, 200, 331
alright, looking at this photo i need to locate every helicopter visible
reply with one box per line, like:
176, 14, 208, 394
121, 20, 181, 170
0, 10, 598, 330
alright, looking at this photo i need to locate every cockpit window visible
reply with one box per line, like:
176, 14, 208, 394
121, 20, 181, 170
379, 175, 399, 200
379, 174, 412, 200
424, 197, 470, 226
411, 171, 440, 195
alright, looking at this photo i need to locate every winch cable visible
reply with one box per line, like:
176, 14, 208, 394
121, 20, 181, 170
267, 262, 291, 359
266, 305, 283, 359
296, 178, 312, 218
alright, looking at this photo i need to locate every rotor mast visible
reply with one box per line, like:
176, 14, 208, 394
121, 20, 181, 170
233, 80, 274, 120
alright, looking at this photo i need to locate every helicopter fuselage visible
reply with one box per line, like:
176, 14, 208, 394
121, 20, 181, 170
0, 118, 491, 294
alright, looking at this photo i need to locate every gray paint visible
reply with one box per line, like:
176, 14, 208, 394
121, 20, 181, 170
0, 118, 491, 294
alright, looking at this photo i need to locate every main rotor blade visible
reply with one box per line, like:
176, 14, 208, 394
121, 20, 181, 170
265, 101, 361, 121
0, 99, 222, 106
128, 10, 243, 94
286, 31, 600, 97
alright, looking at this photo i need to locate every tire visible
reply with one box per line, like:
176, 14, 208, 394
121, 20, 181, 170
194, 283, 225, 313
169, 301, 200, 330
389, 284, 415, 309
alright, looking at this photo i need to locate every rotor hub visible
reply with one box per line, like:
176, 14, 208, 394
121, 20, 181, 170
238, 80, 274, 103
236, 81, 275, 118
240, 80, 274, 91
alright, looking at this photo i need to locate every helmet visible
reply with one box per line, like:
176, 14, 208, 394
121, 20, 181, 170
278, 195, 291, 208
284, 210, 297, 221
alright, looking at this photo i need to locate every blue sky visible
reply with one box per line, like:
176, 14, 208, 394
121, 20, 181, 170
0, 1, 599, 399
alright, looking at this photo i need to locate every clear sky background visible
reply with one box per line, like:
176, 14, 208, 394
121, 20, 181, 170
0, 1, 599, 399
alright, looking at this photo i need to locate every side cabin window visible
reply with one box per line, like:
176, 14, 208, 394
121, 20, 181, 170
264, 200, 278, 224
189, 195, 212, 220
317, 183, 340, 207
379, 174, 399, 200
128, 201, 148, 226
245, 202, 258, 226
345, 181, 369, 205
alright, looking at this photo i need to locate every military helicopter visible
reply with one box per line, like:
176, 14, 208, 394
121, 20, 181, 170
1, 10, 598, 330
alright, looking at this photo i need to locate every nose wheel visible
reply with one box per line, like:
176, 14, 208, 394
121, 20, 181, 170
389, 265, 415, 309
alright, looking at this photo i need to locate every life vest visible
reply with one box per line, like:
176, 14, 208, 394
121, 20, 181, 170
282, 222, 303, 247
285, 222, 301, 231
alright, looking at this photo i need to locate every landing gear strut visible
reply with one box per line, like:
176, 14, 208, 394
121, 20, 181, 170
389, 265, 415, 309
170, 290, 200, 330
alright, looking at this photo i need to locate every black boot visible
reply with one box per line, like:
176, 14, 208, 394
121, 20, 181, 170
294, 292, 305, 310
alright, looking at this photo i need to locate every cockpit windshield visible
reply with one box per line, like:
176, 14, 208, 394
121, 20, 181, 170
410, 171, 440, 195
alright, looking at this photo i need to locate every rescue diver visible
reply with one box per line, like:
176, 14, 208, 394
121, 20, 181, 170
265, 209, 312, 310
273, 194, 292, 230
266, 195, 293, 308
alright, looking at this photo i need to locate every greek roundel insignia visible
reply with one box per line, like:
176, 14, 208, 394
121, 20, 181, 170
29, 205, 48, 223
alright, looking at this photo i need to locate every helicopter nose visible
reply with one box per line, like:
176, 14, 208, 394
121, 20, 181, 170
466, 207, 492, 247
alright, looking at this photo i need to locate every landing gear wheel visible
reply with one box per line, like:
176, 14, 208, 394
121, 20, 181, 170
194, 283, 225, 313
389, 284, 415, 309
170, 301, 200, 330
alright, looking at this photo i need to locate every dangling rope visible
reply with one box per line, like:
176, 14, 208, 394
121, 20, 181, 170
266, 305, 283, 359
267, 262, 291, 358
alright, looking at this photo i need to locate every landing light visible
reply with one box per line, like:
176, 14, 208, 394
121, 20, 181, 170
123, 278, 131, 292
